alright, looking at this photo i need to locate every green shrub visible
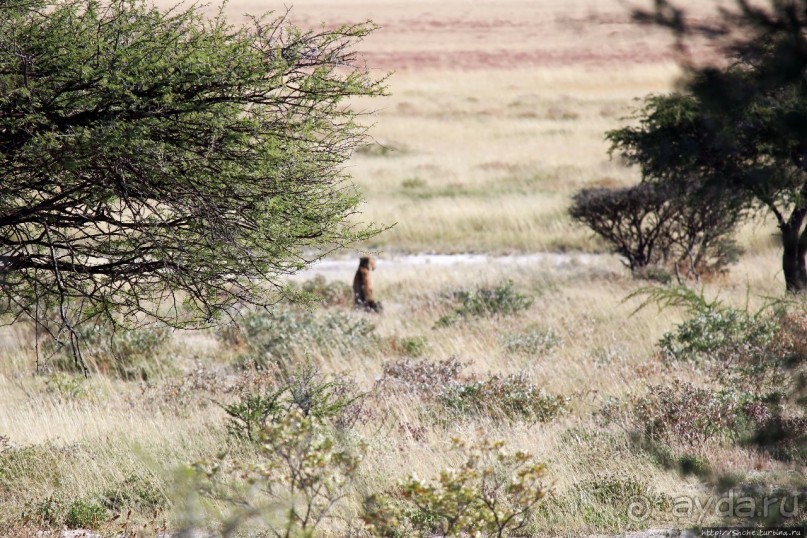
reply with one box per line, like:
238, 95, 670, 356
43, 323, 170, 379
637, 287, 807, 461
386, 336, 430, 358
102, 474, 168, 514
32, 496, 109, 529
659, 306, 778, 364
500, 329, 561, 356
287, 275, 353, 307
438, 373, 567, 422
401, 177, 427, 189
436, 280, 533, 326
64, 499, 108, 529
363, 438, 546, 538
218, 308, 378, 364
44, 373, 90, 401
223, 364, 365, 441
381, 360, 567, 423
185, 410, 363, 537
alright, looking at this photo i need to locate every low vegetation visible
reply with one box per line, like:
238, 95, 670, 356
1, 263, 804, 535
2, 0, 807, 535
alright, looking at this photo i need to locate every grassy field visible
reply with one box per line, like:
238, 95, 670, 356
0, 0, 804, 536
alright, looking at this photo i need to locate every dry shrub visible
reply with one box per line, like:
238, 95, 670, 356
633, 381, 741, 446
381, 359, 567, 423
381, 357, 465, 399
569, 183, 740, 280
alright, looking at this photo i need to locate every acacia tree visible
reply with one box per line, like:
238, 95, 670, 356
608, 0, 807, 293
0, 0, 385, 369
569, 181, 741, 279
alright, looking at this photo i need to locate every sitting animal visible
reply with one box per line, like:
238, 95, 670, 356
353, 256, 382, 312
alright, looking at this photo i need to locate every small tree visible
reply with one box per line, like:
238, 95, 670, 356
610, 0, 807, 293
0, 0, 385, 369
569, 181, 741, 279
570, 183, 677, 272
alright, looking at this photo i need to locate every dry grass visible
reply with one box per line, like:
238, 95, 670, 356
0, 249, 801, 534
1, 0, 804, 535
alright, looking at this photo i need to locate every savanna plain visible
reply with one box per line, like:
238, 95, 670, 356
1, 0, 805, 536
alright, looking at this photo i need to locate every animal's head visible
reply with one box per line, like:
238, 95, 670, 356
359, 256, 376, 270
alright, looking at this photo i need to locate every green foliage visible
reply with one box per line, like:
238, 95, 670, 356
223, 364, 364, 441
102, 474, 168, 515
648, 288, 791, 399
286, 276, 354, 308
0, 443, 63, 491
437, 280, 533, 326
64, 499, 108, 529
381, 359, 567, 423
31, 496, 109, 529
607, 2, 807, 291
0, 0, 385, 341
224, 389, 286, 442
384, 335, 430, 358
399, 336, 430, 358
401, 177, 428, 189
438, 373, 567, 422
500, 329, 561, 356
188, 410, 363, 537
634, 286, 807, 463
659, 306, 779, 363
363, 438, 546, 538
219, 307, 378, 364
44, 324, 170, 379
44, 373, 91, 401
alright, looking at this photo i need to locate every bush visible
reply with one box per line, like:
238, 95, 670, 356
500, 329, 561, 356
638, 288, 807, 463
363, 438, 546, 538
287, 275, 354, 307
381, 358, 465, 399
438, 373, 567, 422
44, 373, 90, 401
217, 308, 378, 364
381, 360, 567, 423
102, 474, 167, 514
569, 183, 740, 279
388, 336, 430, 358
43, 323, 170, 380
633, 381, 741, 445
64, 499, 108, 529
32, 496, 109, 529
657, 301, 786, 395
659, 307, 779, 364
185, 410, 363, 537
223, 364, 365, 441
437, 280, 533, 326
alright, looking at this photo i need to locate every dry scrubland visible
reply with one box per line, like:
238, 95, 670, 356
0, 0, 804, 536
